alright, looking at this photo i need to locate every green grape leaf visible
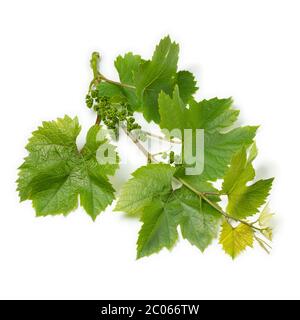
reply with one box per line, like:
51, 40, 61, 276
116, 163, 223, 258
136, 185, 222, 259
115, 52, 142, 84
137, 198, 182, 259
222, 147, 274, 219
219, 221, 254, 259
134, 36, 179, 123
222, 147, 255, 194
175, 187, 222, 252
176, 70, 198, 104
159, 86, 257, 180
114, 164, 176, 215
17, 116, 118, 220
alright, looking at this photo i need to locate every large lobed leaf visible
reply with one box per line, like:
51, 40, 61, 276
18, 116, 119, 220
115, 164, 222, 259
134, 36, 180, 122
137, 198, 182, 259
159, 86, 258, 181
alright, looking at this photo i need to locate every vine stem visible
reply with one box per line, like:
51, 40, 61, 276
142, 130, 182, 144
122, 125, 152, 162
120, 125, 264, 232
177, 177, 263, 231
95, 115, 101, 125
97, 74, 136, 89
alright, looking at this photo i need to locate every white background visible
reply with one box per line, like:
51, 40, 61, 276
0, 0, 299, 300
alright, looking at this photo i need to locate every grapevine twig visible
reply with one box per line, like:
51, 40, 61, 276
121, 125, 151, 161
97, 74, 136, 89
142, 130, 182, 144
95, 115, 101, 125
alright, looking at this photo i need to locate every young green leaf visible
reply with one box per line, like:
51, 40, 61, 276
134, 36, 179, 123
222, 147, 274, 219
219, 221, 254, 259
176, 187, 221, 252
115, 52, 142, 84
18, 116, 118, 220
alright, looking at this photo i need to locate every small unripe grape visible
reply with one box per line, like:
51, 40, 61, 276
91, 90, 98, 98
139, 132, 147, 142
169, 151, 175, 164
85, 95, 93, 108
